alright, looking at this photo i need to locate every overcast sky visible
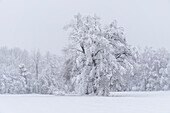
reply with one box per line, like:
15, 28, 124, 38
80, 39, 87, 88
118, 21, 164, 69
0, 0, 170, 55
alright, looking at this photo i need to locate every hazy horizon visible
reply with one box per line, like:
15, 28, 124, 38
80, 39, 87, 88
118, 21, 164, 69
0, 0, 170, 55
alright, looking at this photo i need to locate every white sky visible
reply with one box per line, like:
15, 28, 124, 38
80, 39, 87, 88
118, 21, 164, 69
0, 0, 170, 55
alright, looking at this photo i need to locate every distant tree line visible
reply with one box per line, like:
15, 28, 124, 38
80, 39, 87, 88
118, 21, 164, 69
0, 14, 170, 96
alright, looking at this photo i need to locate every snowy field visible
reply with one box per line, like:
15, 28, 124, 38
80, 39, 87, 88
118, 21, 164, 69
0, 91, 170, 113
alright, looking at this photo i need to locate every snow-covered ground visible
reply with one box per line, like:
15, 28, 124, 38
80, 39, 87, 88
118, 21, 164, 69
0, 91, 170, 113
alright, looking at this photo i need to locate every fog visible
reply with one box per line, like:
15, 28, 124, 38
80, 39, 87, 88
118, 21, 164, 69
0, 0, 170, 55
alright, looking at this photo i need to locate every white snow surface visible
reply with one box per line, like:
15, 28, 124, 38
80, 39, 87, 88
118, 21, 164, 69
0, 91, 170, 113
